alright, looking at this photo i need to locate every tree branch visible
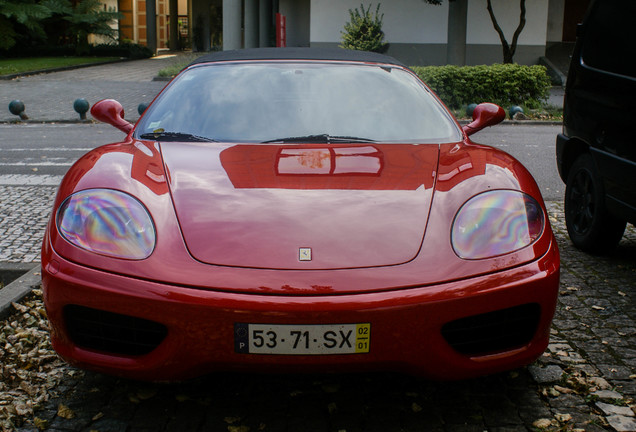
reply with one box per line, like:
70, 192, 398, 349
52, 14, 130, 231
509, 0, 527, 59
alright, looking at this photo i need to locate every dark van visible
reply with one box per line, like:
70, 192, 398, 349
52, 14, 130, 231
557, 0, 636, 253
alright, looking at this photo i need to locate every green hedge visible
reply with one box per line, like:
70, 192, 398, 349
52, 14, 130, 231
411, 64, 551, 110
90, 43, 154, 59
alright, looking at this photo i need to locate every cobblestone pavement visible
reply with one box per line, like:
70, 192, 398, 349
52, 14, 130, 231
1, 199, 634, 432
0, 186, 55, 264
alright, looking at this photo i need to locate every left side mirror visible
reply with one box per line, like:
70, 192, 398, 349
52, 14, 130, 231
91, 99, 134, 134
462, 103, 505, 137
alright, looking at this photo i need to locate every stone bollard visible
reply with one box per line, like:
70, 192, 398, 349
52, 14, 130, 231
9, 100, 28, 121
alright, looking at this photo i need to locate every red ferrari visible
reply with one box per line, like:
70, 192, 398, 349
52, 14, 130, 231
42, 48, 559, 381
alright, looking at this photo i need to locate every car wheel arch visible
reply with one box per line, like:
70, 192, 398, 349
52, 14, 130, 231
564, 152, 626, 254
560, 137, 591, 181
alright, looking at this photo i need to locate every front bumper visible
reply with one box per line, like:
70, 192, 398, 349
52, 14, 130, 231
42, 241, 559, 382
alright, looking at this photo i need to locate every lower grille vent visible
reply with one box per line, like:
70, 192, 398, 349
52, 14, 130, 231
64, 305, 167, 356
441, 303, 540, 356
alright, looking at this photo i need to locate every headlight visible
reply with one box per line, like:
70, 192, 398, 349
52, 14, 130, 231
451, 190, 544, 260
56, 189, 156, 259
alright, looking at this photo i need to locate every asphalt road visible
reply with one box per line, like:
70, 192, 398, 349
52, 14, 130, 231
0, 122, 564, 200
471, 123, 564, 202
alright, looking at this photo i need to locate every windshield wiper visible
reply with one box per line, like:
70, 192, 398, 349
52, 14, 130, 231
139, 131, 216, 142
262, 134, 376, 143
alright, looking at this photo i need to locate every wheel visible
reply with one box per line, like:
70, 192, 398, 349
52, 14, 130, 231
564, 153, 626, 253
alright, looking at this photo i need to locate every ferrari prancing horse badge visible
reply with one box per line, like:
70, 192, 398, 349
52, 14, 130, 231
299, 247, 312, 261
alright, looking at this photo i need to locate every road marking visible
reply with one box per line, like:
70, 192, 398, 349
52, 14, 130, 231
0, 162, 73, 166
0, 175, 63, 185
1, 148, 93, 152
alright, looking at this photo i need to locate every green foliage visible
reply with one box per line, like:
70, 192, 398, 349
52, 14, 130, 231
157, 53, 206, 77
0, 56, 119, 76
91, 42, 153, 59
0, 0, 121, 53
0, 0, 52, 49
340, 3, 388, 53
64, 0, 121, 55
411, 63, 551, 109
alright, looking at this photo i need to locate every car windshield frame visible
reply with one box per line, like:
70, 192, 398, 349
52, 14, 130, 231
135, 60, 462, 144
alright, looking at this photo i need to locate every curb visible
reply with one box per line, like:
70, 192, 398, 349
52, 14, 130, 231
0, 58, 130, 81
0, 265, 41, 320
0, 118, 141, 125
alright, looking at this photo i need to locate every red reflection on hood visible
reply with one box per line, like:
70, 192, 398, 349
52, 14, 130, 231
219, 144, 435, 191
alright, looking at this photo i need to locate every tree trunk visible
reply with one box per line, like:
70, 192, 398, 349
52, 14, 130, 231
486, 0, 526, 64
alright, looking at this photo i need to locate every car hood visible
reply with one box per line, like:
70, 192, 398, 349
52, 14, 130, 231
160, 142, 439, 270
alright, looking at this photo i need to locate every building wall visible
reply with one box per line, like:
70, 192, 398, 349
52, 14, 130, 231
308, 0, 549, 66
119, 0, 135, 41
466, 0, 548, 46
157, 0, 168, 48
309, 0, 448, 65
546, 0, 565, 43
280, 0, 311, 47
116, 0, 187, 49
309, 0, 448, 44
465, 0, 548, 65
137, 0, 147, 44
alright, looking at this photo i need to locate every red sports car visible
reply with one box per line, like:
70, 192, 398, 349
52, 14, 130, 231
42, 48, 559, 381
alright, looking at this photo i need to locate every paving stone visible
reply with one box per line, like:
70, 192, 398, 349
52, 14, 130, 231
528, 365, 564, 384
607, 415, 636, 432
597, 402, 635, 417
593, 389, 625, 401
597, 365, 635, 380
548, 393, 587, 409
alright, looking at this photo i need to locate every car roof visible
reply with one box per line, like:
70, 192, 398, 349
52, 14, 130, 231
188, 47, 406, 68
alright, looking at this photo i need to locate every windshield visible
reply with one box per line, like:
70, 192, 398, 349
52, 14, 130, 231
136, 62, 461, 143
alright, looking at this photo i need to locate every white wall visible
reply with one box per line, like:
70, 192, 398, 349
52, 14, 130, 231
281, 0, 311, 46
466, 0, 548, 46
310, 0, 448, 45
546, 0, 564, 43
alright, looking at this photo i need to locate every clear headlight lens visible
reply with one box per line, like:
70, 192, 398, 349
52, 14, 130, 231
451, 190, 544, 260
56, 189, 156, 259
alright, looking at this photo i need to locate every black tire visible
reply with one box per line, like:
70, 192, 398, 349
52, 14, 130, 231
564, 153, 626, 253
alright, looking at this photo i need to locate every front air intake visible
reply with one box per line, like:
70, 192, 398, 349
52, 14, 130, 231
441, 303, 540, 356
64, 305, 167, 356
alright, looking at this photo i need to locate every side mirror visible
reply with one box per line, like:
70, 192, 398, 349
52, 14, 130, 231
462, 103, 505, 137
91, 99, 134, 134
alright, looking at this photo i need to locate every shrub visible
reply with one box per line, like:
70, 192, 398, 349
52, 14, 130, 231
411, 63, 551, 109
340, 3, 388, 53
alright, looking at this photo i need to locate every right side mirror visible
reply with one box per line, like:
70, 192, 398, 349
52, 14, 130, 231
91, 99, 134, 134
462, 103, 505, 137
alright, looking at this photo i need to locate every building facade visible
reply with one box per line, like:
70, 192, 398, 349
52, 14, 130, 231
115, 0, 188, 49
113, 0, 589, 66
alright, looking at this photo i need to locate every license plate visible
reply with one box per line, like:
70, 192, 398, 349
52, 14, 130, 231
234, 323, 370, 355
